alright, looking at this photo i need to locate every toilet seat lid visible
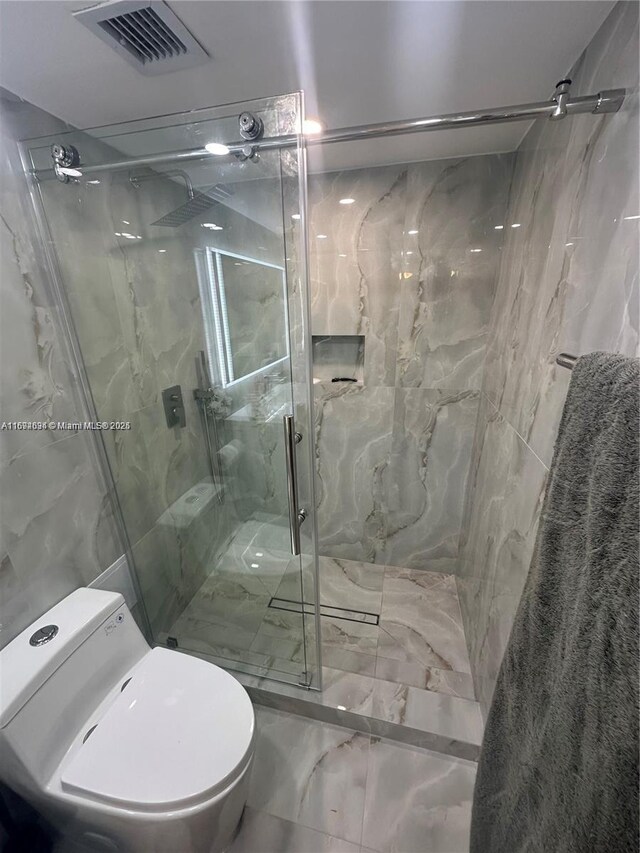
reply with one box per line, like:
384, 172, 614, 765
60, 647, 254, 811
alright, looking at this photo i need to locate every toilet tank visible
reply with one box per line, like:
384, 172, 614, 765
0, 588, 149, 792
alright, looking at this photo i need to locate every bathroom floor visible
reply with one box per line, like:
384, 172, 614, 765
228, 705, 476, 853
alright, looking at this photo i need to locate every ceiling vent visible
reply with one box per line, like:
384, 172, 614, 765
73, 0, 209, 75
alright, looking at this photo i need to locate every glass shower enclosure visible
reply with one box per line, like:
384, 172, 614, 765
22, 93, 321, 688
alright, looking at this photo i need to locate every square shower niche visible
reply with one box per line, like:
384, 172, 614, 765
312, 335, 365, 384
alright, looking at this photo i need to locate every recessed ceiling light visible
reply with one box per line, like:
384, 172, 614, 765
251, 563, 260, 569
494, 225, 504, 230
122, 220, 130, 225
317, 234, 328, 239
201, 223, 223, 231
406, 251, 414, 255
338, 253, 347, 258
291, 214, 301, 220
158, 249, 167, 253
408, 229, 419, 235
205, 142, 230, 156
339, 198, 355, 205
511, 223, 521, 228
470, 248, 482, 253
87, 180, 101, 185
114, 232, 122, 237
303, 118, 324, 135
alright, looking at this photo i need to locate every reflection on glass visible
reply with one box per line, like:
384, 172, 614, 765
205, 249, 288, 387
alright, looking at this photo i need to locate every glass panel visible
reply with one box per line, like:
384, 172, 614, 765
23, 94, 319, 687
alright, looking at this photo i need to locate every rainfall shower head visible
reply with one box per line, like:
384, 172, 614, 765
151, 183, 234, 227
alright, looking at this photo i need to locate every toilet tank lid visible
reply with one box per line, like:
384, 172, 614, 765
0, 588, 124, 728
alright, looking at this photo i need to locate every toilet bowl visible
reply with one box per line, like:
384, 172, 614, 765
0, 588, 255, 853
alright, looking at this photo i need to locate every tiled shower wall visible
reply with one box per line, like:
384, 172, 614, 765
0, 90, 122, 648
309, 155, 513, 572
458, 1, 640, 717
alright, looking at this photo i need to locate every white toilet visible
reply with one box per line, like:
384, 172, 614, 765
0, 587, 255, 853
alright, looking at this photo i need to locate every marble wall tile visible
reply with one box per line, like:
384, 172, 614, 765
309, 167, 406, 387
309, 154, 513, 572
396, 155, 514, 390
383, 388, 479, 570
0, 432, 121, 647
458, 398, 548, 714
458, 3, 639, 718
482, 1, 639, 469
314, 383, 394, 563
0, 91, 123, 648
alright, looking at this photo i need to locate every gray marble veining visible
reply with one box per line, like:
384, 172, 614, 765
383, 388, 480, 570
229, 807, 361, 853
248, 706, 369, 844
0, 92, 122, 648
239, 709, 477, 852
378, 567, 471, 674
309, 155, 512, 571
458, 3, 639, 717
317, 556, 385, 614
361, 737, 476, 853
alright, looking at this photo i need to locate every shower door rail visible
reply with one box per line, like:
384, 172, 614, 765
34, 81, 624, 179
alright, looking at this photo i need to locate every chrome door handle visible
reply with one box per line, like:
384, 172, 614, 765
283, 415, 306, 555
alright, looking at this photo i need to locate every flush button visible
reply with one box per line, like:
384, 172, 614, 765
29, 625, 59, 646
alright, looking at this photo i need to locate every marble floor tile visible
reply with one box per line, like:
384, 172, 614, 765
378, 568, 471, 673
219, 540, 292, 597
320, 667, 376, 717
249, 631, 306, 664
321, 614, 379, 657
321, 646, 377, 677
169, 613, 257, 654
374, 658, 476, 700
371, 680, 483, 747
248, 707, 369, 845
319, 556, 384, 614
361, 738, 476, 853
229, 807, 361, 853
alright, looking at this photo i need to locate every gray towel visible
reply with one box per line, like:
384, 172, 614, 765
470, 352, 639, 853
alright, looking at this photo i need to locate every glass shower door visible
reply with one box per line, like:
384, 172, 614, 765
23, 93, 320, 688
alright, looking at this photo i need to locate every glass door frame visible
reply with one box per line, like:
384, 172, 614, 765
19, 91, 322, 691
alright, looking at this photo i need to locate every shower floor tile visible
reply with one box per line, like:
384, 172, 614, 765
166, 532, 480, 750
318, 560, 474, 699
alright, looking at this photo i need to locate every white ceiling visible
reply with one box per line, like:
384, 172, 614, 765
0, 0, 614, 172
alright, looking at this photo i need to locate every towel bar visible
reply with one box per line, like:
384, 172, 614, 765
556, 353, 578, 370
